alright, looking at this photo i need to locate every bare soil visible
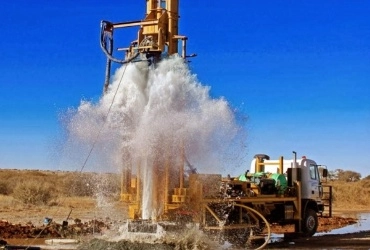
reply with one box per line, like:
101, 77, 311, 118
1, 203, 368, 249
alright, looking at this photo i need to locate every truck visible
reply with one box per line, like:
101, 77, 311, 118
117, 151, 331, 249
184, 152, 331, 247
99, 2, 332, 248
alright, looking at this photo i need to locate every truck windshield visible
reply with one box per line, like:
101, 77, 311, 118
309, 164, 317, 180
309, 164, 321, 182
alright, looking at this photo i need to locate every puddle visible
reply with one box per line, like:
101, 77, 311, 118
316, 212, 370, 235
266, 213, 370, 244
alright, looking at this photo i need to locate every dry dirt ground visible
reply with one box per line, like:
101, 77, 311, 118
1, 195, 370, 249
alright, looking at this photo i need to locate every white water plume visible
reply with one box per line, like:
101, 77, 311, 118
64, 55, 246, 219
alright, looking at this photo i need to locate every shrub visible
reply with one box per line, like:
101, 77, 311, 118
62, 173, 96, 197
12, 181, 55, 205
0, 180, 11, 195
61, 173, 120, 198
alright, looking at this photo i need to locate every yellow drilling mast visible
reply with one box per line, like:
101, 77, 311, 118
100, 0, 194, 220
100, 0, 194, 93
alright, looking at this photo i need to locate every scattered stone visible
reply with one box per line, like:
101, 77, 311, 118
0, 219, 110, 239
77, 238, 175, 250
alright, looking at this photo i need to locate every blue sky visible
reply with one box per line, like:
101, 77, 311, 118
0, 1, 369, 176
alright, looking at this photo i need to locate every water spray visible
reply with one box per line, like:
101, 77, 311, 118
66, 1, 272, 249
99, 0, 201, 222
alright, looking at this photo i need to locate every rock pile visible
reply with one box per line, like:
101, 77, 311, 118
0, 219, 109, 239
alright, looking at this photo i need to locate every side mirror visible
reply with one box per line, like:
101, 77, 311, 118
322, 169, 328, 178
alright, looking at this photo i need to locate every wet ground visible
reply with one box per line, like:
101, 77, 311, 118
3, 213, 370, 249
267, 212, 370, 249
267, 231, 370, 249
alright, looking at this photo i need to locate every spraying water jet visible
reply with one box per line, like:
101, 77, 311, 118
84, 1, 333, 249
99, 0, 202, 224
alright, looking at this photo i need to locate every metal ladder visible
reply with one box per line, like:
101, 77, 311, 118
321, 185, 333, 217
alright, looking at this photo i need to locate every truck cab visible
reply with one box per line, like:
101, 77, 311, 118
245, 152, 329, 235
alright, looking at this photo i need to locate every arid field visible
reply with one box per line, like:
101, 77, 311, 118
1, 169, 370, 249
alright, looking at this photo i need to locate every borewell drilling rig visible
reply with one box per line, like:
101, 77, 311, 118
100, 0, 195, 93
99, 1, 333, 249
99, 0, 196, 226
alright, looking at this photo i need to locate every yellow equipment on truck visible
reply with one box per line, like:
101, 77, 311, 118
182, 152, 332, 247
99, 2, 332, 249
115, 151, 332, 248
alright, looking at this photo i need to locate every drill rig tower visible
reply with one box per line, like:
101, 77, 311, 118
100, 0, 193, 220
100, 0, 192, 93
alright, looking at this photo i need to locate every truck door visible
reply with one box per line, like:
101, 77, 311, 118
308, 164, 321, 200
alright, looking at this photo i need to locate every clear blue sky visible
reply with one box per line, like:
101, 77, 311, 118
1, 1, 369, 176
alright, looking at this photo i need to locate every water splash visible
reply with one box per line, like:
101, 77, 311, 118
63, 55, 246, 219
81, 223, 219, 250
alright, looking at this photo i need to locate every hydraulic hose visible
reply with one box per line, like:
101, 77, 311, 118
103, 33, 113, 93
100, 20, 140, 64
235, 204, 271, 250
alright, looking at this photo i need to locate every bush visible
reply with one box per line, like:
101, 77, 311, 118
61, 173, 120, 198
12, 181, 55, 205
0, 180, 11, 195
62, 173, 96, 197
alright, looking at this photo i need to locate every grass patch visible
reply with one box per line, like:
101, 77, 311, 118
1, 169, 369, 211
330, 179, 370, 209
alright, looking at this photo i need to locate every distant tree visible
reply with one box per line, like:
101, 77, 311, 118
328, 170, 338, 181
318, 167, 334, 181
337, 170, 361, 182
363, 175, 370, 180
327, 168, 344, 181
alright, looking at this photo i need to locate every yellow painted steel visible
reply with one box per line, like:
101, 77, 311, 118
279, 156, 284, 174
164, 155, 170, 214
111, 0, 186, 61
120, 162, 132, 202
116, 1, 191, 220
255, 157, 284, 173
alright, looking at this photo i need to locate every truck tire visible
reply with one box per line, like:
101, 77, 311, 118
302, 208, 318, 236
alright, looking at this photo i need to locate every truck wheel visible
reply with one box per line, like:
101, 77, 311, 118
302, 209, 318, 236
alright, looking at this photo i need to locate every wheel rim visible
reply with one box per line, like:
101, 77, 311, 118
306, 215, 316, 231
